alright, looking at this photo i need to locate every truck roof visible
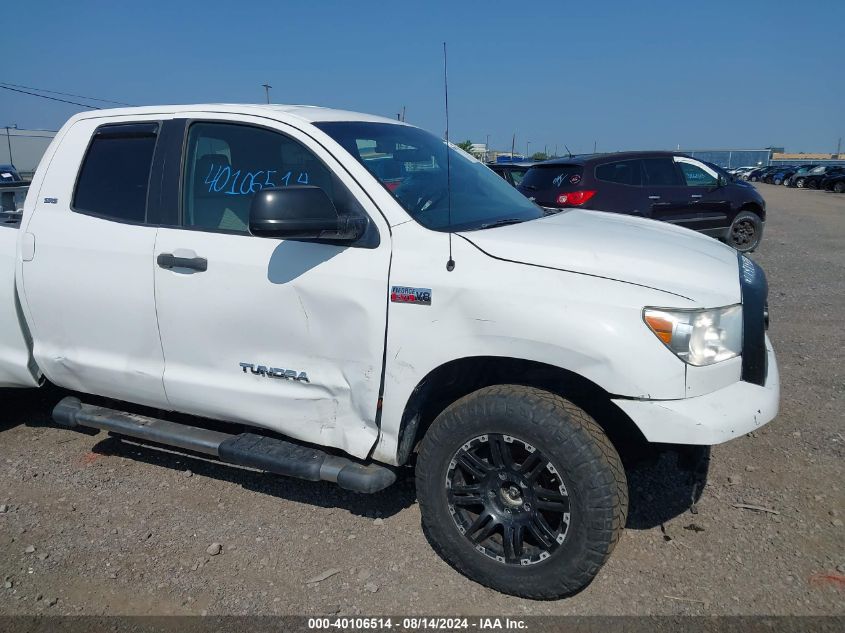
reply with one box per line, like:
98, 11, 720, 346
67, 104, 403, 126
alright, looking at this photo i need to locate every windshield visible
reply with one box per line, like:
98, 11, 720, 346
315, 122, 542, 231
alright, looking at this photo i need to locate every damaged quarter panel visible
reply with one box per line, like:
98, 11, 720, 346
372, 221, 698, 465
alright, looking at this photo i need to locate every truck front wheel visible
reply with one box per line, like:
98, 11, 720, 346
416, 385, 627, 599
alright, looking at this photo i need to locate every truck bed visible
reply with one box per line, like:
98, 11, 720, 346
0, 182, 29, 217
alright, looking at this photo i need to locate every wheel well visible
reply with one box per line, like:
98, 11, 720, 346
395, 356, 649, 467
740, 202, 765, 221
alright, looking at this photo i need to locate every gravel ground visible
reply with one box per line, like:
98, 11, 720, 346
0, 183, 843, 616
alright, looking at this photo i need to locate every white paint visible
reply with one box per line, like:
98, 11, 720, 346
152, 112, 391, 457
0, 225, 40, 387
1, 104, 780, 465
614, 337, 779, 444
18, 115, 171, 407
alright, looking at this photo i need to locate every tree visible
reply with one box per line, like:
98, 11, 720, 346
531, 152, 550, 161
456, 140, 475, 153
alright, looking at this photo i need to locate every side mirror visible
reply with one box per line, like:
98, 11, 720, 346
249, 186, 364, 241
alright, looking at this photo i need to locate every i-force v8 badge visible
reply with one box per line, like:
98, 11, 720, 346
390, 286, 432, 306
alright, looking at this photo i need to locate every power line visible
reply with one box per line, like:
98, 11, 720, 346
4, 132, 56, 139
0, 81, 134, 106
0, 84, 101, 109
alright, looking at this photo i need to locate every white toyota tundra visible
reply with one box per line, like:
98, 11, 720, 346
0, 104, 779, 599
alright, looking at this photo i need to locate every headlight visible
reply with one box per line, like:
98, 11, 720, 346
643, 305, 742, 366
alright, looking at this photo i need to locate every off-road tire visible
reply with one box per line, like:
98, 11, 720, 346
416, 385, 627, 599
834, 181, 845, 194
728, 210, 763, 252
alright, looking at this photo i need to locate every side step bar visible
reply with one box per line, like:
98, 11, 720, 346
53, 397, 396, 493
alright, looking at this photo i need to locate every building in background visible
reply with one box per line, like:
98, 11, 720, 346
682, 147, 845, 168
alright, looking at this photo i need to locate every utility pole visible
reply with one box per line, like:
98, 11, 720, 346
837, 137, 842, 158
4, 125, 16, 166
526, 141, 531, 158
593, 140, 597, 153
261, 83, 272, 104
511, 133, 516, 161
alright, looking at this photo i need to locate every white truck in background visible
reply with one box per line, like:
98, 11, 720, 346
0, 104, 779, 599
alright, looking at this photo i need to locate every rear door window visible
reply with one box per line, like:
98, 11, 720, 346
520, 165, 583, 191
642, 158, 683, 186
73, 123, 159, 222
595, 159, 642, 186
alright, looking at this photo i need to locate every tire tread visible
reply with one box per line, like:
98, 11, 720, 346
416, 385, 627, 599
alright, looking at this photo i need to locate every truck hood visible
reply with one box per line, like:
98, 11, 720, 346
459, 209, 741, 306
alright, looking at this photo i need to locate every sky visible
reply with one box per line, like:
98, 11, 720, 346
2, 0, 844, 159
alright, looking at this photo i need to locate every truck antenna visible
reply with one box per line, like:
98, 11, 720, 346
565, 144, 573, 158
443, 42, 455, 272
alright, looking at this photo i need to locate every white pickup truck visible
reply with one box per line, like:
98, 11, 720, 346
0, 104, 779, 599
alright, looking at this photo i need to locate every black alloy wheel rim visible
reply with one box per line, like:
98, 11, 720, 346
732, 219, 756, 247
445, 434, 570, 566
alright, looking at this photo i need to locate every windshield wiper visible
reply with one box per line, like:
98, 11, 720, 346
477, 218, 527, 230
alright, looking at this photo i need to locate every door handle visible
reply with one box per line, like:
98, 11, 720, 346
648, 195, 661, 200
157, 253, 208, 272
690, 194, 703, 199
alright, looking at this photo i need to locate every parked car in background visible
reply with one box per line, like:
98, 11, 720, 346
487, 162, 533, 187
750, 166, 783, 182
734, 167, 760, 180
745, 167, 772, 182
762, 166, 794, 184
768, 165, 814, 186
785, 165, 821, 188
801, 165, 845, 189
821, 172, 845, 193
728, 166, 755, 177
0, 165, 22, 183
516, 152, 767, 252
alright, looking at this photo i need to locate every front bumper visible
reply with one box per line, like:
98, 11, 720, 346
612, 336, 779, 445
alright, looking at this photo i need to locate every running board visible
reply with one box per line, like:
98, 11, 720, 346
52, 397, 396, 493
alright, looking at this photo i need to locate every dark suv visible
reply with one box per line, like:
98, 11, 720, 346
517, 152, 767, 252
0, 164, 22, 183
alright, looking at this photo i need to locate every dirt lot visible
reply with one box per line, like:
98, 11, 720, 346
1, 183, 843, 617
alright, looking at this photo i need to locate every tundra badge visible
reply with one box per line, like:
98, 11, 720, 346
239, 363, 309, 382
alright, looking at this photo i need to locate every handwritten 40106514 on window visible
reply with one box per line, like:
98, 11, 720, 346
204, 162, 311, 196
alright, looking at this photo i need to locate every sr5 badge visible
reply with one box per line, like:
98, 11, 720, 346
390, 286, 432, 306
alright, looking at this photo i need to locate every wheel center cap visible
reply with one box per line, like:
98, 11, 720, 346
500, 483, 523, 507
